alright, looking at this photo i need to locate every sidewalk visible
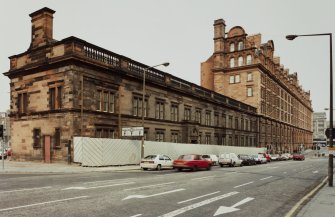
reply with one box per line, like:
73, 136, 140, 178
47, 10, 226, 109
296, 182, 335, 217
0, 160, 140, 174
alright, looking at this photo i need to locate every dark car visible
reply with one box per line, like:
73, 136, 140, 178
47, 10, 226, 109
173, 154, 211, 171
238, 154, 256, 166
293, 153, 305, 161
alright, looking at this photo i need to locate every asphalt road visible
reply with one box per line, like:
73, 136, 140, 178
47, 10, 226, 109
0, 158, 328, 217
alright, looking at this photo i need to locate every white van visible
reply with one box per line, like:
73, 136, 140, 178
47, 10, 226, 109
219, 153, 242, 167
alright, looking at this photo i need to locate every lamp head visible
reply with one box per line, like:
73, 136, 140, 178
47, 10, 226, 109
286, 35, 298, 40
162, 62, 170, 67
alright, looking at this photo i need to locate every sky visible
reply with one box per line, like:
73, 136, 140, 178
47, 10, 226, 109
1, 0, 334, 117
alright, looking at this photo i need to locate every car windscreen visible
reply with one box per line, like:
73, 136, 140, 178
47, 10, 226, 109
144, 155, 157, 159
178, 155, 194, 160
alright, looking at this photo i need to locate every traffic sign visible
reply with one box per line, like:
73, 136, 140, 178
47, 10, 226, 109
325, 128, 335, 138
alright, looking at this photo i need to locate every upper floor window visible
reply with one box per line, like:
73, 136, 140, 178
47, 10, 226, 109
133, 96, 147, 117
171, 103, 179, 122
246, 55, 252, 65
184, 106, 191, 121
214, 113, 219, 126
238, 56, 244, 66
205, 111, 211, 126
18, 92, 28, 114
238, 41, 244, 50
247, 87, 253, 97
155, 100, 165, 120
230, 43, 235, 52
49, 86, 62, 110
230, 58, 235, 68
247, 72, 253, 81
235, 117, 239, 129
195, 108, 202, 123
97, 90, 115, 113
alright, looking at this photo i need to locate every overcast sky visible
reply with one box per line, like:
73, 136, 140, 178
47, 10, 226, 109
1, 0, 334, 117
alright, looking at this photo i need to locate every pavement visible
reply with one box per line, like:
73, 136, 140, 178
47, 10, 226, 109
1, 158, 334, 216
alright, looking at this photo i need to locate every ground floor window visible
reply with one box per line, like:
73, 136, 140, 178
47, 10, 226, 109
95, 127, 115, 138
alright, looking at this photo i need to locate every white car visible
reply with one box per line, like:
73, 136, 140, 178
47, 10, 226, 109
219, 153, 243, 167
209, 154, 219, 166
140, 154, 173, 171
251, 154, 267, 164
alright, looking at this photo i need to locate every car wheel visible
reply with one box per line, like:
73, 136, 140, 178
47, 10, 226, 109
220, 164, 223, 167
192, 166, 197, 172
177, 168, 182, 172
207, 165, 211, 170
142, 168, 148, 171
156, 164, 162, 171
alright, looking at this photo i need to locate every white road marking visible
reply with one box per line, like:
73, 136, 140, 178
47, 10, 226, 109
178, 191, 220, 204
260, 176, 273, 181
234, 181, 254, 188
0, 196, 88, 212
124, 182, 175, 191
123, 188, 185, 200
266, 166, 278, 169
0, 186, 52, 194
214, 197, 254, 216
283, 172, 287, 174
84, 178, 135, 184
312, 170, 319, 174
158, 191, 239, 217
63, 182, 134, 190
191, 176, 215, 181
130, 214, 142, 217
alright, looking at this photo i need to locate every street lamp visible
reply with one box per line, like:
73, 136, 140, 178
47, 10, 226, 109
286, 33, 333, 187
141, 62, 169, 159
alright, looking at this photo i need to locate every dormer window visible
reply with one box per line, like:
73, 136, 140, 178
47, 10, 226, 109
238, 41, 244, 50
230, 43, 235, 52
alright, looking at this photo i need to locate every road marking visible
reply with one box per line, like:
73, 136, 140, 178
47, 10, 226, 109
233, 181, 254, 188
124, 182, 175, 191
214, 197, 254, 216
178, 191, 220, 204
312, 170, 319, 174
283, 172, 287, 174
260, 176, 273, 181
84, 178, 135, 184
0, 196, 88, 212
123, 188, 185, 200
158, 191, 239, 217
63, 182, 135, 190
130, 214, 142, 217
266, 166, 278, 169
0, 186, 52, 194
191, 176, 215, 181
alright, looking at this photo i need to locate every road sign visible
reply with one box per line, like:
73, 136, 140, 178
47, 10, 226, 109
328, 146, 335, 155
325, 128, 335, 138
122, 127, 144, 137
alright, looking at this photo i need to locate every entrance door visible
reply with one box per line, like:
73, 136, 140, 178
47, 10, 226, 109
44, 135, 51, 163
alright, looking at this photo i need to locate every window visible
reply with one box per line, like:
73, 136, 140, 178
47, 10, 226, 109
54, 128, 61, 148
222, 114, 226, 128
230, 43, 235, 52
246, 55, 252, 65
228, 116, 233, 128
155, 130, 165, 142
235, 75, 240, 83
155, 100, 165, 119
184, 106, 191, 121
95, 127, 115, 138
235, 117, 239, 129
214, 134, 219, 145
238, 41, 244, 50
49, 86, 62, 110
171, 103, 179, 122
195, 109, 202, 123
247, 72, 253, 81
205, 134, 211, 144
247, 87, 253, 97
33, 128, 41, 148
205, 111, 211, 126
214, 113, 219, 126
18, 92, 28, 114
171, 131, 179, 143
97, 90, 115, 113
133, 96, 147, 117
235, 135, 239, 146
230, 58, 235, 67
229, 76, 235, 84
238, 56, 243, 66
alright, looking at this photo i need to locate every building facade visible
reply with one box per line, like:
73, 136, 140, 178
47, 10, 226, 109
201, 19, 313, 153
0, 111, 10, 145
313, 112, 327, 145
4, 8, 259, 162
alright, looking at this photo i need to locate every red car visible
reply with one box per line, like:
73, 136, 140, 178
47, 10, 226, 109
173, 154, 211, 171
293, 154, 305, 161
259, 153, 271, 162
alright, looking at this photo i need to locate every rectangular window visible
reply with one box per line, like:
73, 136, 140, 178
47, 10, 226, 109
235, 75, 240, 83
214, 134, 219, 145
184, 106, 191, 121
229, 76, 235, 84
155, 100, 165, 120
205, 134, 211, 144
214, 113, 219, 126
133, 96, 147, 117
54, 128, 61, 148
247, 87, 253, 97
247, 72, 253, 81
97, 90, 115, 113
18, 92, 28, 114
195, 109, 202, 123
235, 117, 239, 129
155, 130, 165, 142
222, 114, 226, 128
171, 104, 179, 122
228, 116, 233, 128
95, 128, 115, 138
205, 111, 211, 126
33, 128, 41, 148
171, 131, 179, 143
49, 86, 62, 110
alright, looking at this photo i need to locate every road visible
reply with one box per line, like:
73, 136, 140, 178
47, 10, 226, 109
0, 158, 328, 217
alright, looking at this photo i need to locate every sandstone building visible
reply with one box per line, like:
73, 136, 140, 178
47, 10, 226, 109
201, 19, 313, 153
4, 8, 259, 161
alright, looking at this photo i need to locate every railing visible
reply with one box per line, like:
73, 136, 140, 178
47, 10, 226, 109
84, 46, 120, 67
127, 62, 165, 83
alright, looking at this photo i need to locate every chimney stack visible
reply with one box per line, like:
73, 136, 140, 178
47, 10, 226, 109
29, 7, 55, 49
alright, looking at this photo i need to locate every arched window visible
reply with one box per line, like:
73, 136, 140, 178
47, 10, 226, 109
230, 58, 235, 67
230, 43, 235, 52
246, 55, 252, 65
238, 41, 244, 50
238, 56, 243, 66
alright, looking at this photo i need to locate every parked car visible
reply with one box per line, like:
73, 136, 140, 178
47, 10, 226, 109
209, 154, 219, 166
259, 153, 271, 162
201, 154, 213, 165
270, 154, 280, 161
140, 154, 173, 170
0, 149, 7, 160
173, 154, 211, 171
238, 154, 256, 166
251, 154, 267, 164
293, 153, 305, 161
5, 147, 12, 156
219, 153, 243, 167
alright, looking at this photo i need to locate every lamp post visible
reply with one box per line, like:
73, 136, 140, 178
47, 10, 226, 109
141, 62, 169, 159
286, 33, 333, 187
